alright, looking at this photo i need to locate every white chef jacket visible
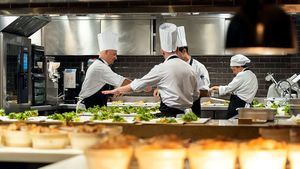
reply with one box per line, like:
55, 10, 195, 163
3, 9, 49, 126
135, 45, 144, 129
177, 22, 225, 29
188, 58, 210, 90
130, 54, 200, 110
219, 69, 258, 103
79, 59, 125, 99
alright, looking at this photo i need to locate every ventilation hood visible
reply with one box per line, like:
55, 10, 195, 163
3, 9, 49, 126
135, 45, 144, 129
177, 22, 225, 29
0, 16, 50, 37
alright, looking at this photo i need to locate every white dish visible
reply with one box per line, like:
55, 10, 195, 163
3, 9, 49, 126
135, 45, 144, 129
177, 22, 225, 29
141, 118, 184, 124
93, 117, 134, 124
275, 115, 291, 118
183, 118, 210, 124
27, 116, 48, 122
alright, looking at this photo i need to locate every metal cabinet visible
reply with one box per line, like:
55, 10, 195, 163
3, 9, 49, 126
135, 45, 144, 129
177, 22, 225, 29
43, 17, 152, 55
44, 17, 101, 55
101, 19, 152, 55
156, 16, 227, 55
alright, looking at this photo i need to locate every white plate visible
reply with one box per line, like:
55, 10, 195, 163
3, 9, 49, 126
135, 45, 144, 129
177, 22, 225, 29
107, 102, 159, 107
92, 117, 135, 124
45, 119, 63, 122
141, 118, 184, 124
275, 115, 291, 118
201, 103, 228, 107
183, 118, 210, 124
0, 116, 19, 122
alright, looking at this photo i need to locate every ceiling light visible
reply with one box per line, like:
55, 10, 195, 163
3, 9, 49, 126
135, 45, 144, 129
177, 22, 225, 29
226, 0, 297, 55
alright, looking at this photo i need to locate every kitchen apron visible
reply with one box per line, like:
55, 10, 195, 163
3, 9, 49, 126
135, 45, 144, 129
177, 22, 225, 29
83, 58, 112, 108
227, 68, 250, 119
157, 55, 185, 117
189, 58, 201, 117
227, 94, 246, 119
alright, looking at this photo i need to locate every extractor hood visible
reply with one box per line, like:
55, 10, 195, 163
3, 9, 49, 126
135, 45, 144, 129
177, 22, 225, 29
0, 16, 50, 37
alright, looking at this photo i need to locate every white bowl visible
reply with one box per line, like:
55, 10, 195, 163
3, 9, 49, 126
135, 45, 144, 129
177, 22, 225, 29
188, 147, 237, 169
239, 143, 287, 169
31, 132, 69, 149
288, 144, 300, 169
85, 148, 133, 169
69, 132, 106, 150
4, 130, 31, 147
135, 147, 186, 169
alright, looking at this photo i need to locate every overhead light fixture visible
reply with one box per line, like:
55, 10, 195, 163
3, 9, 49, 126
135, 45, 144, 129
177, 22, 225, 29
226, 0, 298, 55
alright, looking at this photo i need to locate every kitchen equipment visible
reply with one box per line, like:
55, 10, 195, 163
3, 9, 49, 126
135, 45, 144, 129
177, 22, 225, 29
0, 16, 50, 112
266, 73, 300, 98
238, 108, 276, 121
46, 58, 60, 105
31, 45, 46, 105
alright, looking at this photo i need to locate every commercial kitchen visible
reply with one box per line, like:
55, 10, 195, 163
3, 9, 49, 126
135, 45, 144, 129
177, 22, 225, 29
0, 0, 300, 169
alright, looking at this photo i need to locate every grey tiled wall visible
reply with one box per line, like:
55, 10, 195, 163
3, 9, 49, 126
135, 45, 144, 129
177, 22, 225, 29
54, 54, 300, 97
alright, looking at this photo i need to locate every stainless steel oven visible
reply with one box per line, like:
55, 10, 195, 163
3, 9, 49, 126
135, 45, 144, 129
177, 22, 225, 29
0, 32, 32, 112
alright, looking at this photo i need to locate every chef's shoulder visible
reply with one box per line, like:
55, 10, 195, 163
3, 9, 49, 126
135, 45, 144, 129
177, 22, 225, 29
237, 69, 256, 79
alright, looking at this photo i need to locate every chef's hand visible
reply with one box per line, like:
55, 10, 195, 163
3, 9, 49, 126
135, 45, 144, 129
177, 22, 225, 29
113, 92, 123, 98
102, 88, 120, 95
153, 88, 159, 97
209, 86, 219, 91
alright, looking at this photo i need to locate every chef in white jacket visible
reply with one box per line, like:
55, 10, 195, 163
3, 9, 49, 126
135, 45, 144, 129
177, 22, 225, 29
103, 23, 199, 117
79, 32, 131, 108
210, 54, 258, 118
176, 26, 210, 116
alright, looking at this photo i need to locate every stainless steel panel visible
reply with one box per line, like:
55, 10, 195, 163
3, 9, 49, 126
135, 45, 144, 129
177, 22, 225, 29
0, 16, 18, 31
101, 19, 151, 55
29, 30, 42, 46
44, 17, 101, 55
156, 17, 226, 55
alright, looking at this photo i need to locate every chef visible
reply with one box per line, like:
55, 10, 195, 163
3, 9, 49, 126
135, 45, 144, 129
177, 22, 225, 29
79, 32, 131, 108
103, 23, 199, 117
176, 26, 210, 116
210, 54, 258, 118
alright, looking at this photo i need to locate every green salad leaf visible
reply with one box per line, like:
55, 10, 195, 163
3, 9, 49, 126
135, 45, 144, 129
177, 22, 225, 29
112, 115, 126, 122
181, 112, 198, 122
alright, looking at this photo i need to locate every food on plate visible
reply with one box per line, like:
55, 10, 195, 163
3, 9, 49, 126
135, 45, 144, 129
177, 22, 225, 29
135, 135, 186, 169
181, 112, 198, 122
134, 112, 154, 122
85, 135, 137, 169
86, 105, 102, 114
47, 112, 80, 122
91, 111, 113, 121
8, 110, 39, 120
111, 100, 124, 105
0, 108, 5, 116
156, 117, 177, 124
188, 139, 237, 169
112, 115, 127, 123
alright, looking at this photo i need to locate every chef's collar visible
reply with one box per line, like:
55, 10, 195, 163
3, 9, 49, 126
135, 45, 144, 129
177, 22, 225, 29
186, 58, 193, 66
98, 57, 109, 65
164, 54, 178, 63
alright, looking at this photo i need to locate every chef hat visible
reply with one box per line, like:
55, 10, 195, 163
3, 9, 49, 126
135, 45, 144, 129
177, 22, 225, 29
97, 32, 118, 52
230, 54, 251, 66
177, 26, 188, 47
159, 23, 178, 52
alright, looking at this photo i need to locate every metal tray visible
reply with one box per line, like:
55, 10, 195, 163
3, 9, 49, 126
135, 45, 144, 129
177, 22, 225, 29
238, 108, 276, 121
